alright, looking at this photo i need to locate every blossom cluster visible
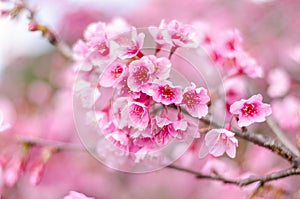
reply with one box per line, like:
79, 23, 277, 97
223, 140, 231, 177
73, 19, 273, 162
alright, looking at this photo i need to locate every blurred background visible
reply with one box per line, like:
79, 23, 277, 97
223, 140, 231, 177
1, 0, 300, 198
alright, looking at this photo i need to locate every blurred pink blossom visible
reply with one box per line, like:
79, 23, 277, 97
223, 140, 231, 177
272, 96, 300, 131
199, 128, 238, 158
223, 77, 247, 106
267, 68, 291, 98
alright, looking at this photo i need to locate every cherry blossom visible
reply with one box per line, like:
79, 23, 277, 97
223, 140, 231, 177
180, 83, 210, 118
98, 60, 127, 88
127, 101, 149, 130
83, 22, 110, 56
145, 81, 183, 105
63, 191, 94, 199
199, 128, 238, 158
127, 57, 155, 92
230, 94, 272, 127
267, 68, 291, 98
149, 19, 198, 48
105, 129, 131, 151
152, 115, 188, 145
118, 28, 145, 60
146, 55, 171, 80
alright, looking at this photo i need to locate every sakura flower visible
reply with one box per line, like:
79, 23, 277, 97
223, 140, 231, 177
147, 55, 171, 80
63, 191, 94, 199
267, 68, 291, 98
236, 52, 264, 78
180, 83, 210, 118
145, 81, 183, 105
126, 101, 149, 131
218, 29, 243, 52
152, 115, 187, 145
230, 94, 272, 127
83, 22, 109, 56
112, 97, 130, 129
118, 28, 145, 59
105, 130, 130, 151
127, 57, 155, 92
199, 128, 238, 158
149, 19, 198, 48
72, 40, 90, 61
272, 96, 300, 130
98, 60, 127, 88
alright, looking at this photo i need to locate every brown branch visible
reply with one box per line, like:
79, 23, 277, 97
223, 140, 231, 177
18, 0, 73, 60
200, 117, 300, 166
167, 164, 300, 187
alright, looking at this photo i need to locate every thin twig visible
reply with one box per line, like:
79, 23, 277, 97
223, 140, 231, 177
20, 0, 73, 60
167, 164, 300, 187
18, 137, 85, 151
200, 117, 300, 165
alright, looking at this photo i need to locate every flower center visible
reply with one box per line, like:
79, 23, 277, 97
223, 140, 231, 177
183, 92, 199, 106
159, 85, 175, 100
130, 104, 144, 117
111, 65, 123, 78
242, 103, 256, 116
134, 66, 149, 82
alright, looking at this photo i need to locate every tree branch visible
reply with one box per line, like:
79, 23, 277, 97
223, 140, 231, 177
200, 117, 300, 166
17, 137, 85, 152
167, 164, 300, 187
19, 0, 73, 60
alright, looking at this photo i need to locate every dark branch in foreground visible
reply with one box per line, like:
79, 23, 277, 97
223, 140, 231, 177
167, 164, 300, 186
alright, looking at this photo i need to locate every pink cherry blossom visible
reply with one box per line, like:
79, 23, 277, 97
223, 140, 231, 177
83, 22, 109, 56
272, 96, 300, 130
180, 83, 210, 118
127, 57, 155, 92
267, 68, 291, 98
149, 19, 198, 48
199, 128, 238, 158
230, 94, 272, 127
145, 55, 171, 80
145, 81, 183, 105
105, 129, 130, 151
118, 28, 145, 60
63, 191, 94, 199
127, 101, 149, 131
98, 60, 127, 88
217, 29, 243, 52
152, 115, 187, 145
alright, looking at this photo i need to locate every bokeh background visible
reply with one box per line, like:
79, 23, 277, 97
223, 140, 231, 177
1, 0, 300, 198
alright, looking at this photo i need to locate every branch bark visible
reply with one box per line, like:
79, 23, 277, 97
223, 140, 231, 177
167, 164, 300, 187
